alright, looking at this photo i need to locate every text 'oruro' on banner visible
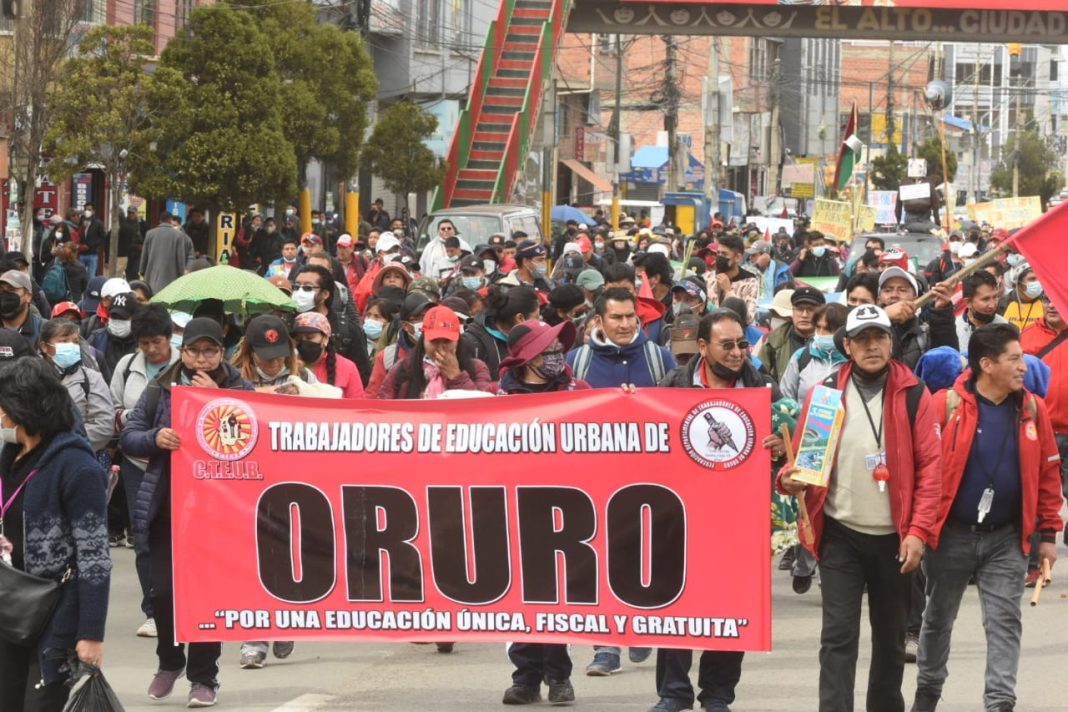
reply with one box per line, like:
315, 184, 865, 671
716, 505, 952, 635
170, 387, 772, 651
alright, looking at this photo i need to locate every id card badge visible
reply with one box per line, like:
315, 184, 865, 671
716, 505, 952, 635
977, 487, 995, 524
865, 452, 890, 493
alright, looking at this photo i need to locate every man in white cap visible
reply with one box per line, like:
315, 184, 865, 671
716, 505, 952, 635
779, 304, 942, 712
877, 266, 956, 369
80, 277, 131, 338
354, 231, 402, 313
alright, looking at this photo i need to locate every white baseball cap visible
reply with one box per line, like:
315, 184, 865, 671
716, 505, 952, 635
101, 278, 131, 300
878, 266, 918, 296
376, 231, 400, 253
845, 304, 893, 338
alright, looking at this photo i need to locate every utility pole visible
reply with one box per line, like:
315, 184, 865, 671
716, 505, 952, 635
969, 45, 982, 204
608, 34, 623, 230
1009, 44, 1023, 197
886, 42, 896, 151
664, 35, 680, 192
703, 38, 721, 207
767, 56, 782, 199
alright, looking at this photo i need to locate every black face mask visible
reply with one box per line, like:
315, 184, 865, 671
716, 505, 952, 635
0, 292, 23, 318
715, 255, 731, 274
972, 310, 996, 325
181, 363, 228, 384
710, 361, 744, 382
296, 340, 323, 364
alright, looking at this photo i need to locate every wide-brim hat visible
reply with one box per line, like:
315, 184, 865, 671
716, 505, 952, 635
498, 319, 576, 376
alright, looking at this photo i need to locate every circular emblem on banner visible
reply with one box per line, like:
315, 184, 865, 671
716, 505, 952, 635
680, 399, 756, 470
196, 398, 258, 461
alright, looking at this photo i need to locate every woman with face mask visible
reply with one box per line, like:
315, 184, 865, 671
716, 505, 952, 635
39, 319, 114, 454
290, 311, 364, 399
361, 298, 397, 357
777, 303, 849, 403
0, 358, 111, 711
231, 315, 341, 398
1000, 263, 1046, 332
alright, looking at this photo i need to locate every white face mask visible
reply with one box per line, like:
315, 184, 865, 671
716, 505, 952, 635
0, 417, 17, 445
293, 289, 317, 313
108, 319, 132, 338
770, 316, 788, 331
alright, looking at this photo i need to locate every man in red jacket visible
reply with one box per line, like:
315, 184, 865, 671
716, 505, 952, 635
779, 304, 941, 712
912, 323, 1063, 712
1020, 293, 1068, 552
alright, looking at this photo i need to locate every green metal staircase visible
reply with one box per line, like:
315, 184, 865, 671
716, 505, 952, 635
432, 0, 570, 209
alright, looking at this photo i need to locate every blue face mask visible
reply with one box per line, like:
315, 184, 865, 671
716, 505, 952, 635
462, 276, 483, 290
52, 342, 81, 370
1024, 281, 1043, 299
812, 334, 835, 352
1007, 253, 1024, 267
170, 334, 183, 351
363, 319, 384, 339
812, 246, 827, 258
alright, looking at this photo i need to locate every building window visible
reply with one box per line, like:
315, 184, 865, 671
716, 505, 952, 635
175, 0, 193, 31
416, 0, 441, 49
136, 0, 156, 29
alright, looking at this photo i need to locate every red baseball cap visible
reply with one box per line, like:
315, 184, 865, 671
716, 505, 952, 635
50, 301, 82, 320
879, 248, 909, 271
336, 233, 355, 248
422, 305, 462, 342
301, 232, 323, 246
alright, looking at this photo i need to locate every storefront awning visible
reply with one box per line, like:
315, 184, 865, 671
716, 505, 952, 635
560, 159, 613, 193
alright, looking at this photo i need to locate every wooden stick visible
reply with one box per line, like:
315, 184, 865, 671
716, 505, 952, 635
780, 424, 814, 548
1029, 559, 1053, 607
912, 241, 1011, 309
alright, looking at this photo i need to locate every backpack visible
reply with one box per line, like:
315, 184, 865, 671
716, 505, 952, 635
942, 387, 1037, 429
571, 341, 667, 385
42, 262, 70, 303
820, 372, 926, 429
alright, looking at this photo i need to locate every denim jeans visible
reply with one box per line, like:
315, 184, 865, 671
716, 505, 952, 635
508, 643, 572, 686
817, 518, 912, 712
916, 521, 1028, 711
79, 252, 98, 278
655, 648, 743, 708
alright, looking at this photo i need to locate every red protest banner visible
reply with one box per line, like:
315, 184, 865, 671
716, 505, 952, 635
170, 387, 771, 651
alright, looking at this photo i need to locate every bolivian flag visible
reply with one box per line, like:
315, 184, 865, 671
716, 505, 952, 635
833, 104, 861, 195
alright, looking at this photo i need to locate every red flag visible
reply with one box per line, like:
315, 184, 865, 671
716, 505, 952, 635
1009, 201, 1068, 318
833, 104, 860, 195
764, 228, 771, 242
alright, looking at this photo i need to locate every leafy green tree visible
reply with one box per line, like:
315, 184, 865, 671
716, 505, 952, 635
917, 137, 957, 187
45, 25, 157, 276
989, 130, 1065, 206
237, 0, 378, 194
870, 146, 907, 191
129, 7, 296, 219
362, 101, 444, 202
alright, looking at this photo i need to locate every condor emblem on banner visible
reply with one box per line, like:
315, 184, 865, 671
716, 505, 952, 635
196, 398, 259, 461
680, 400, 756, 471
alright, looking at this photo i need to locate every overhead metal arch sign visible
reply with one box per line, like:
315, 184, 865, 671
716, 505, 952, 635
568, 2, 1068, 43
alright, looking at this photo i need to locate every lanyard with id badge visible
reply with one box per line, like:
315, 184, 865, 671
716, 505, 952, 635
0, 468, 41, 566
973, 422, 1014, 524
853, 376, 891, 493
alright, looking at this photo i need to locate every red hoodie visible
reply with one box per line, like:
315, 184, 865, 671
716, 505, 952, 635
777, 360, 943, 556
931, 374, 1064, 553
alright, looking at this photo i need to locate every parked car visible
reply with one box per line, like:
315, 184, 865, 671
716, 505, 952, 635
417, 204, 544, 253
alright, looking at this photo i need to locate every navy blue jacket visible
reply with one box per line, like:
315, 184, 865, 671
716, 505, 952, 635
12, 431, 110, 684
120, 361, 252, 533
565, 330, 676, 389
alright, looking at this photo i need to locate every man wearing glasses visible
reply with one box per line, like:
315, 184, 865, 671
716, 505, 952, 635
420, 219, 468, 283
121, 317, 254, 708
651, 308, 785, 712
779, 305, 941, 712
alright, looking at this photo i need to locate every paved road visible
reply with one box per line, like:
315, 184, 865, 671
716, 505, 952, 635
98, 547, 1068, 711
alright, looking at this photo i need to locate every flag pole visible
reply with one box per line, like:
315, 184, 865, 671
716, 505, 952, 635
913, 241, 1010, 309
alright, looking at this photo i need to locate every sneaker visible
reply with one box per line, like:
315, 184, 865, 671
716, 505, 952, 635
136, 617, 158, 638
187, 683, 217, 708
147, 667, 185, 700
546, 678, 575, 705
778, 548, 796, 571
272, 641, 295, 659
1025, 568, 1042, 588
792, 574, 813, 594
585, 652, 621, 676
124, 536, 135, 549
905, 633, 919, 663
648, 698, 693, 712
629, 647, 652, 663
910, 690, 940, 712
109, 533, 126, 548
436, 642, 455, 653
502, 684, 541, 705
240, 649, 266, 669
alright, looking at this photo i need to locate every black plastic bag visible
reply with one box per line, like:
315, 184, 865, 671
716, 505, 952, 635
62, 662, 125, 712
